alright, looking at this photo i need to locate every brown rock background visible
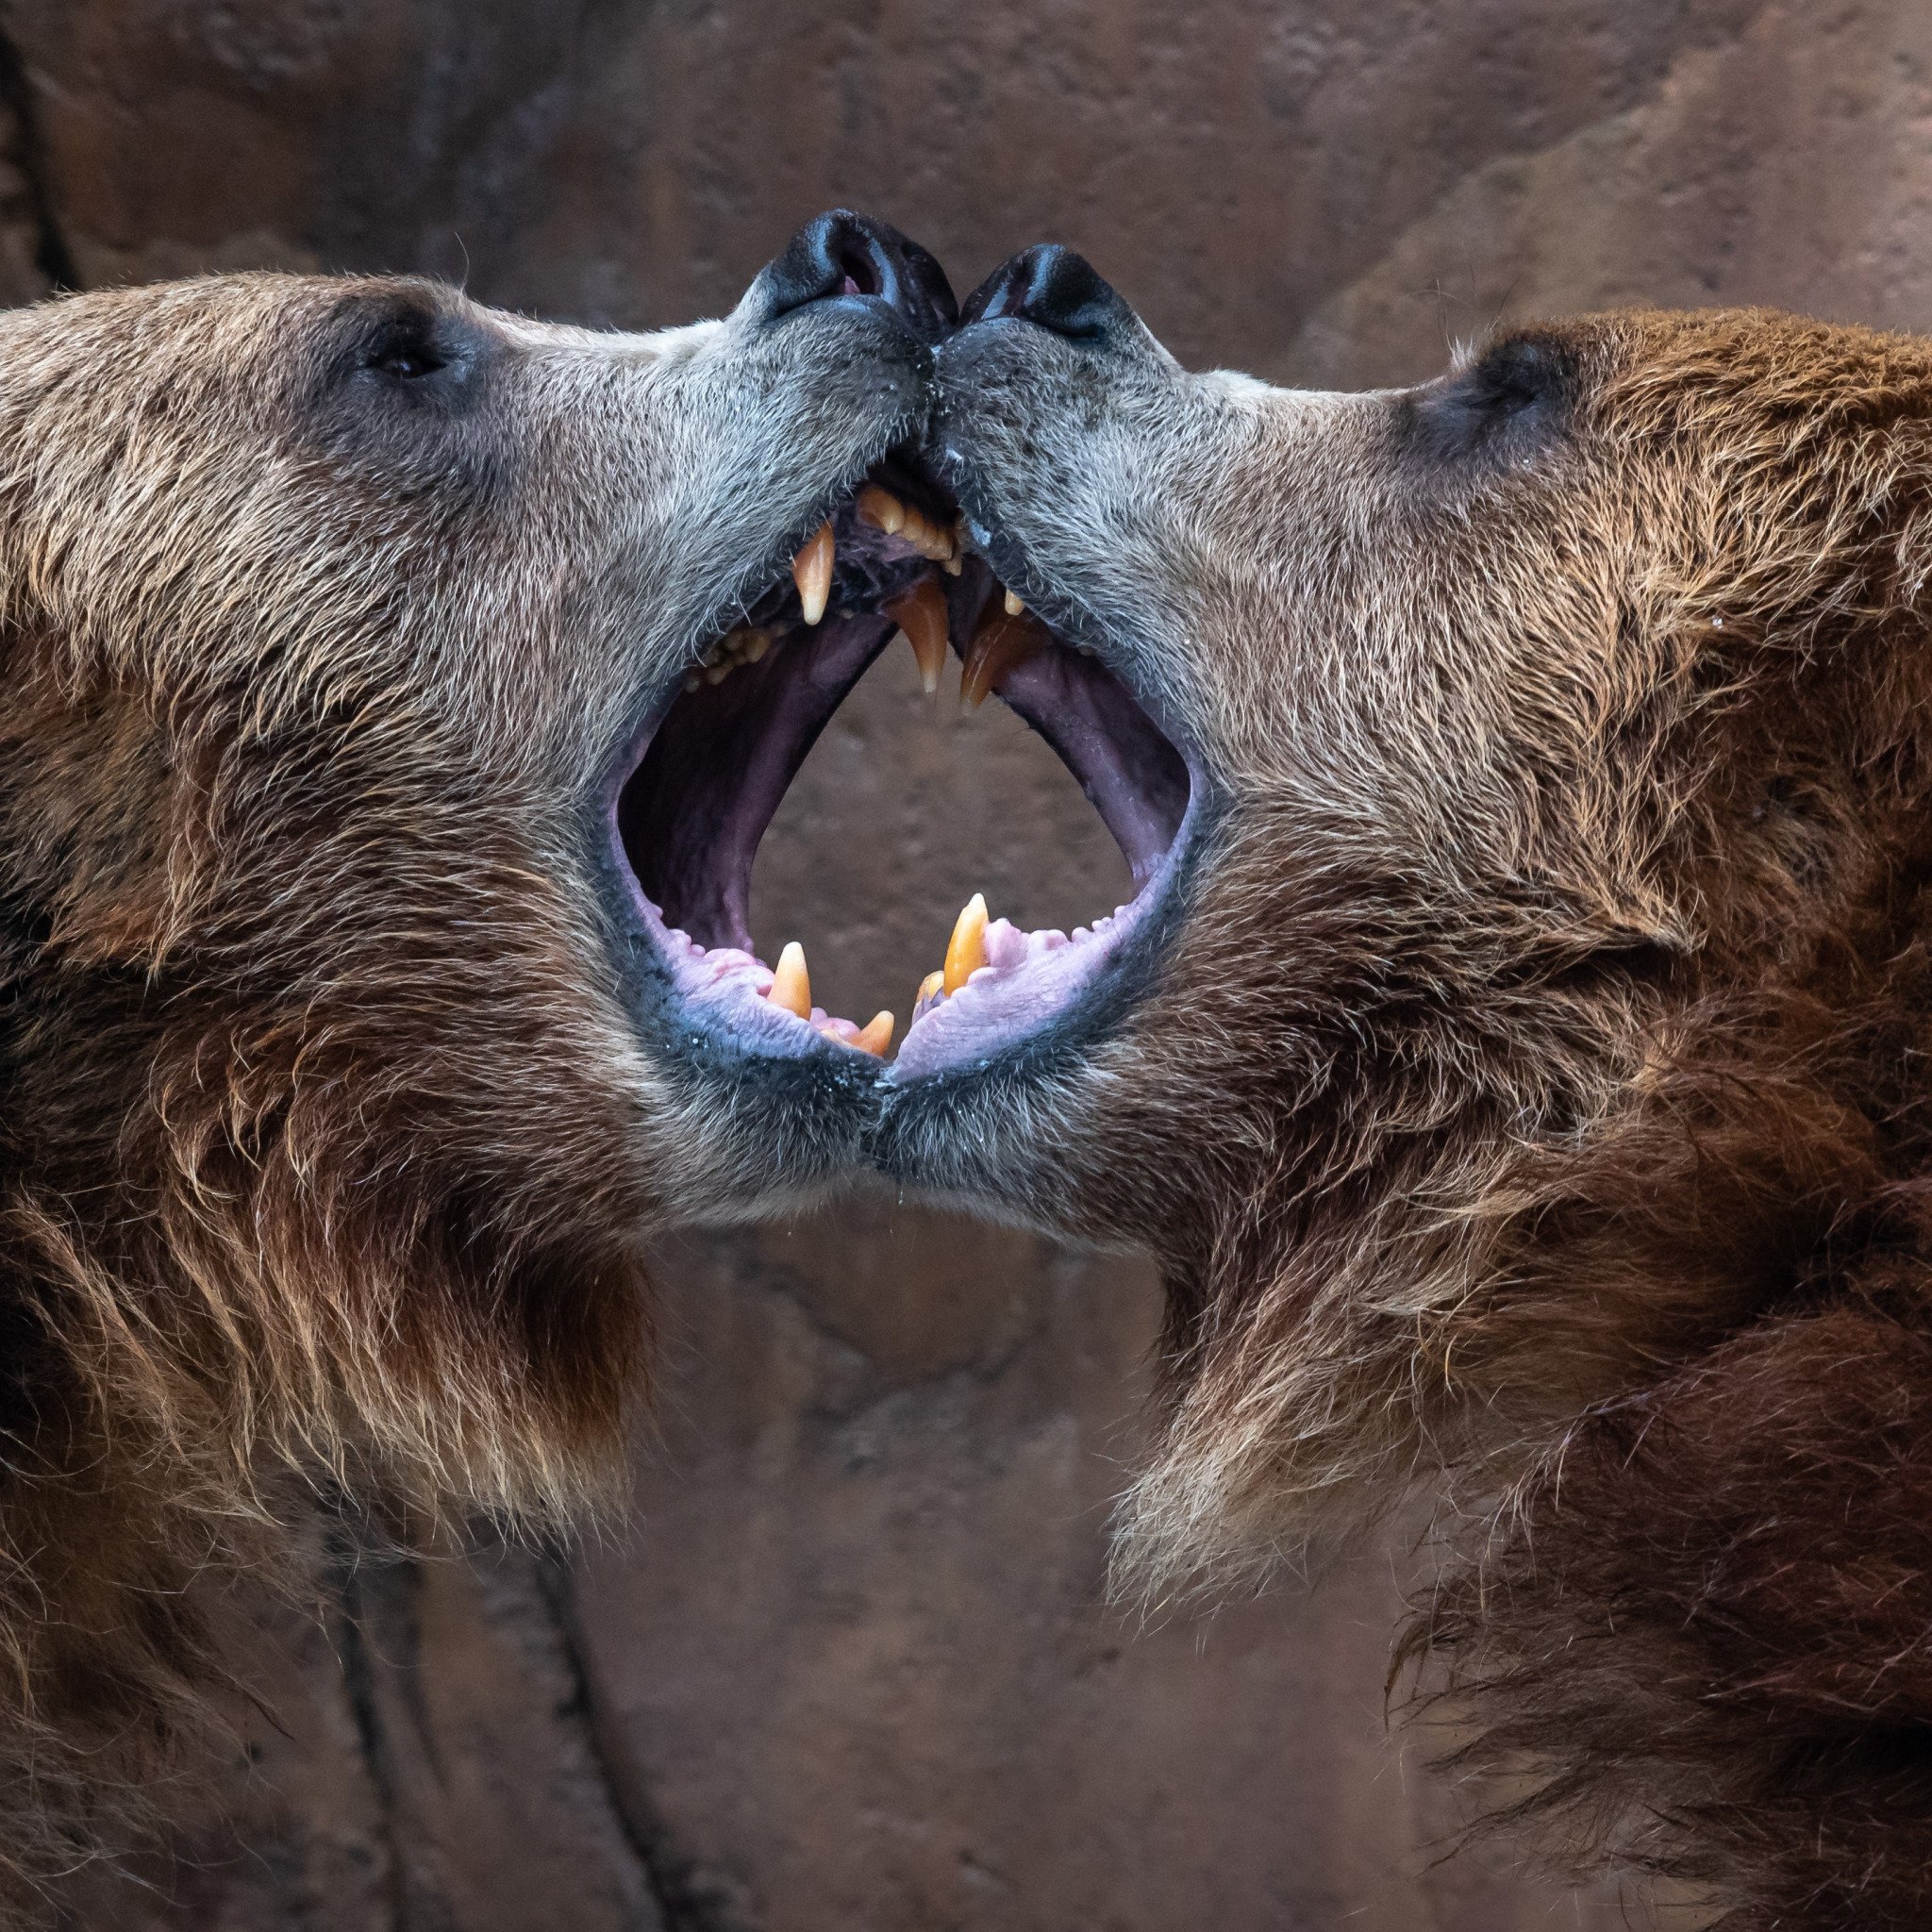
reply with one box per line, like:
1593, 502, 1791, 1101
0, 1, 1918, 1924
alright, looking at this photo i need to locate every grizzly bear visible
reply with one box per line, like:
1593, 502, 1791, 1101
914, 262, 1932, 1928
0, 209, 958, 1899
641, 246, 1932, 1924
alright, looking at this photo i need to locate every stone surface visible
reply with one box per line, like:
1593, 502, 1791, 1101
8, 0, 1923, 1924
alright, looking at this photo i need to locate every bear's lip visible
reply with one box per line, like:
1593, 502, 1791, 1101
605, 451, 1196, 1077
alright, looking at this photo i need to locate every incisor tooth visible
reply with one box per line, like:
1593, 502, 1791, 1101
1003, 588, 1024, 616
917, 969, 944, 1006
886, 578, 950, 695
792, 523, 834, 625
768, 941, 811, 1019
852, 1010, 894, 1057
959, 608, 1050, 709
943, 893, 988, 995
856, 485, 906, 536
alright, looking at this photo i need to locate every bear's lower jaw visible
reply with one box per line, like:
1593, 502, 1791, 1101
607, 455, 1195, 1081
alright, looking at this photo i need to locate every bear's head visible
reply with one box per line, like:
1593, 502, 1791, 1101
0, 209, 958, 1551
858, 250, 1932, 1607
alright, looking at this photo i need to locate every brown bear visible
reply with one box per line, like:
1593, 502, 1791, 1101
916, 260, 1932, 1929
641, 248, 1932, 1924
0, 210, 958, 1900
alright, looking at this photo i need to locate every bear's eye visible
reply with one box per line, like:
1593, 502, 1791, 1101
1405, 332, 1578, 468
371, 343, 442, 380
1463, 338, 1568, 419
361, 322, 448, 382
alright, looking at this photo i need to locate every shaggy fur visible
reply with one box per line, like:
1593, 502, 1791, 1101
0, 251, 930, 1899
906, 291, 1932, 1925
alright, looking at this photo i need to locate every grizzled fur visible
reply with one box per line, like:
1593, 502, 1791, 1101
922, 299, 1932, 1926
0, 265, 922, 1896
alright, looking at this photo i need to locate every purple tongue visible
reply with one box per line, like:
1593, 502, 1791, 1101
993, 645, 1191, 884
620, 611, 895, 951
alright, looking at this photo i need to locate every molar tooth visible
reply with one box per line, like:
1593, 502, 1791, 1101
857, 484, 906, 536
792, 523, 834, 625
959, 608, 1050, 710
943, 893, 988, 994
768, 941, 811, 1019
1003, 588, 1024, 616
886, 578, 950, 696
852, 1010, 894, 1057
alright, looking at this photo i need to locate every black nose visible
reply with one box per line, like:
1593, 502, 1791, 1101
756, 209, 958, 346
960, 245, 1135, 344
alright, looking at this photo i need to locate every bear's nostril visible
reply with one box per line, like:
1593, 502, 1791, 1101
961, 244, 1134, 346
836, 245, 882, 299
757, 209, 958, 345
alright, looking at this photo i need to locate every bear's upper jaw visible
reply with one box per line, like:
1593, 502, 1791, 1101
606, 455, 1192, 1078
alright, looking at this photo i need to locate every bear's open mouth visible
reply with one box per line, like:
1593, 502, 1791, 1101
608, 455, 1193, 1081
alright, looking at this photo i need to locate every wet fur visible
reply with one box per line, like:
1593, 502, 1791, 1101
923, 304, 1932, 1926
0, 267, 920, 1900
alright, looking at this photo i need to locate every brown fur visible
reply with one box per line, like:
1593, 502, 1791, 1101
910, 298, 1932, 1924
0, 258, 928, 1900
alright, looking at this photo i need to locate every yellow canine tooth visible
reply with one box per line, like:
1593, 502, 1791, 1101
942, 893, 988, 995
856, 484, 906, 536
792, 522, 835, 625
917, 969, 944, 1006
959, 608, 1050, 710
851, 1010, 894, 1057
768, 941, 811, 1019
886, 577, 951, 696
1003, 588, 1024, 616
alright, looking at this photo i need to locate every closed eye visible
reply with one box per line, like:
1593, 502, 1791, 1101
369, 341, 445, 380
1403, 333, 1579, 469
361, 318, 452, 381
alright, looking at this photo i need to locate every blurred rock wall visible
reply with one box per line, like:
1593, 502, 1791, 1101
14, 1, 1927, 1925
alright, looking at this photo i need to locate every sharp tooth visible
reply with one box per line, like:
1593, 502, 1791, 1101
1003, 588, 1024, 616
942, 893, 988, 995
941, 554, 962, 575
917, 969, 944, 1005
959, 608, 1049, 710
768, 941, 811, 1018
856, 485, 906, 536
886, 578, 950, 695
851, 1010, 894, 1057
792, 523, 834, 625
